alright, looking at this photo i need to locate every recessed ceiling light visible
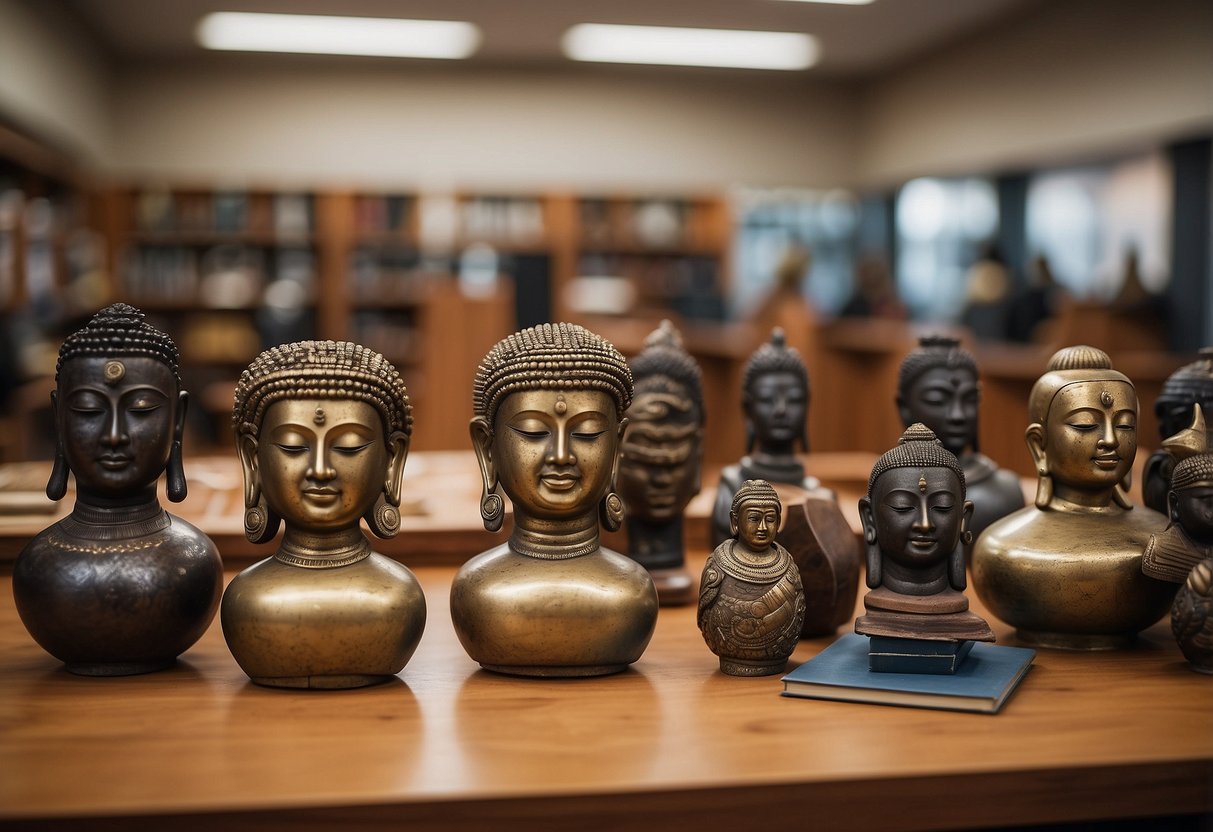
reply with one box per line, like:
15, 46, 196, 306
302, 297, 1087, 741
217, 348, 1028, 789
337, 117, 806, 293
562, 24, 818, 71
196, 12, 481, 59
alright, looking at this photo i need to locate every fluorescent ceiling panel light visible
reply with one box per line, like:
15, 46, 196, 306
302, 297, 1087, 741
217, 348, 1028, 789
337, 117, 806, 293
772, 0, 875, 5
196, 12, 480, 59
562, 24, 818, 71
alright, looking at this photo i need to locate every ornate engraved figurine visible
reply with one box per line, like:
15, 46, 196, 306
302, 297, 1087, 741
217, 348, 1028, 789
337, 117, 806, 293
1143, 348, 1213, 515
896, 336, 1023, 541
1172, 557, 1213, 674
972, 346, 1176, 649
13, 304, 222, 675
854, 424, 993, 666
221, 341, 426, 689
1143, 412, 1213, 583
450, 323, 659, 677
698, 480, 805, 676
618, 320, 704, 606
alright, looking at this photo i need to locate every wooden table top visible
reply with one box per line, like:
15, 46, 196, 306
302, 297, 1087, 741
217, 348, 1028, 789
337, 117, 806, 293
1, 555, 1210, 832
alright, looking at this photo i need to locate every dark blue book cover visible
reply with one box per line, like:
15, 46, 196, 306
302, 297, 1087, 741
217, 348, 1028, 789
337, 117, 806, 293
781, 633, 1034, 714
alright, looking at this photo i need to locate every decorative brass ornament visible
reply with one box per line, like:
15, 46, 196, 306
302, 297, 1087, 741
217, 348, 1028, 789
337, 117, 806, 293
221, 340, 426, 689
452, 323, 658, 677
698, 480, 805, 676
972, 345, 1177, 650
13, 304, 222, 676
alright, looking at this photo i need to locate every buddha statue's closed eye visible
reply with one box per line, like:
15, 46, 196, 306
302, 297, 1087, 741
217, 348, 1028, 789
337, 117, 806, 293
450, 323, 658, 677
13, 304, 223, 675
972, 345, 1177, 650
220, 341, 426, 689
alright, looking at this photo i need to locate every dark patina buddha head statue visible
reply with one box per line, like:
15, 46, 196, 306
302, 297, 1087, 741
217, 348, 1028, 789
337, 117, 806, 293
897, 335, 980, 459
742, 328, 809, 456
1170, 453, 1213, 546
471, 323, 633, 536
48, 303, 188, 505
1027, 345, 1136, 511
859, 424, 973, 596
1156, 348, 1213, 443
233, 341, 412, 544
618, 320, 705, 524
729, 479, 782, 554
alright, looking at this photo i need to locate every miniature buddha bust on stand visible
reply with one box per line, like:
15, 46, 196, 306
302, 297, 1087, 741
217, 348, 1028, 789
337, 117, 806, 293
13, 304, 222, 675
896, 336, 1023, 543
698, 480, 805, 676
1142, 410, 1213, 584
450, 323, 659, 677
972, 346, 1177, 650
1143, 347, 1213, 515
855, 424, 993, 673
221, 341, 426, 689
617, 320, 704, 606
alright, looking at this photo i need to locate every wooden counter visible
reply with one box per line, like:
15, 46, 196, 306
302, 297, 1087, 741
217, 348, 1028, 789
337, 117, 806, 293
1, 557, 1210, 832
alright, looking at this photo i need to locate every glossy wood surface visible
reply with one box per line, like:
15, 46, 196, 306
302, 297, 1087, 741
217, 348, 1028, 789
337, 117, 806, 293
1, 554, 1210, 832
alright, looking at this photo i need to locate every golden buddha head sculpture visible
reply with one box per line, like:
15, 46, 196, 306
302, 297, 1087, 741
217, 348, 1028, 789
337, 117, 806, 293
233, 341, 412, 543
1026, 345, 1137, 511
618, 321, 705, 524
471, 322, 632, 534
742, 328, 809, 455
729, 479, 781, 554
896, 335, 980, 459
48, 303, 188, 504
860, 424, 973, 596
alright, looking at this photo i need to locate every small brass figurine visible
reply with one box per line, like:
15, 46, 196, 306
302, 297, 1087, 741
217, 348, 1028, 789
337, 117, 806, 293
221, 341, 426, 689
1172, 557, 1213, 674
13, 304, 222, 675
1143, 348, 1213, 515
450, 323, 659, 677
972, 346, 1177, 650
896, 336, 1023, 541
618, 320, 704, 606
698, 480, 805, 676
855, 424, 993, 671
1143, 419, 1213, 583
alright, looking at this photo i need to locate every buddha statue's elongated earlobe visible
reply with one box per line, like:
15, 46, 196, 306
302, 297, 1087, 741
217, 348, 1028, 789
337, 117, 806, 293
599, 418, 628, 533
366, 431, 410, 539
858, 496, 881, 588
237, 434, 279, 544
45, 391, 69, 500
1026, 423, 1052, 509
470, 416, 504, 532
950, 500, 974, 590
165, 390, 189, 503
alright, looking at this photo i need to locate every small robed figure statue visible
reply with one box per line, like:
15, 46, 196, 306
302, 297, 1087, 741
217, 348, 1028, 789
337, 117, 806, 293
14, 304, 222, 675
855, 424, 993, 673
698, 480, 806, 676
617, 320, 705, 606
221, 341, 426, 689
1143, 406, 1213, 584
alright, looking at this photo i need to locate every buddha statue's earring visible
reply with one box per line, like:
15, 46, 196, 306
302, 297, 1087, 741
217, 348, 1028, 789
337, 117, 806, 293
244, 495, 280, 544
600, 491, 624, 532
46, 446, 69, 501
480, 489, 505, 532
368, 492, 401, 538
166, 439, 187, 503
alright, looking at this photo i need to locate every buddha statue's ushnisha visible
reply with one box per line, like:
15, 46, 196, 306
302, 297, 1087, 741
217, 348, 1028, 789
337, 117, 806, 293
972, 345, 1177, 650
854, 424, 994, 647
1143, 347, 1213, 515
711, 328, 833, 547
221, 341, 426, 689
13, 303, 222, 675
698, 480, 805, 676
618, 320, 704, 606
450, 322, 658, 677
896, 336, 1023, 541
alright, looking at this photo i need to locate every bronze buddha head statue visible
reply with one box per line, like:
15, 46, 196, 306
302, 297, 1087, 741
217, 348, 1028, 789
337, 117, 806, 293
471, 322, 632, 534
233, 341, 412, 543
1026, 345, 1137, 511
729, 479, 781, 554
1170, 454, 1213, 546
742, 328, 809, 456
896, 335, 980, 459
860, 424, 973, 596
618, 321, 704, 524
48, 303, 188, 505
1156, 348, 1213, 443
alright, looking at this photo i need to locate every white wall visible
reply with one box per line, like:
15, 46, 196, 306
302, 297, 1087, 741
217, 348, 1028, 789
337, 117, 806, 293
0, 0, 112, 166
107, 60, 860, 191
857, 0, 1213, 186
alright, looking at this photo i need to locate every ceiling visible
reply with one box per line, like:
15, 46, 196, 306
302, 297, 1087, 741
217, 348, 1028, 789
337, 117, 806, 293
63, 0, 1040, 76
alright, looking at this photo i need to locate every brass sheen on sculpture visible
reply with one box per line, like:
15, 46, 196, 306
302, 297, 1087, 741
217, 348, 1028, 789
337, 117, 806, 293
896, 336, 1023, 542
1143, 347, 1213, 515
221, 341, 426, 689
450, 323, 659, 677
618, 320, 704, 606
698, 479, 805, 676
13, 304, 222, 675
972, 345, 1176, 650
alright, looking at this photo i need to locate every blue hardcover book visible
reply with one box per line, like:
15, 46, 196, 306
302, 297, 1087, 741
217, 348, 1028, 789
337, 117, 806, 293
781, 633, 1034, 714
